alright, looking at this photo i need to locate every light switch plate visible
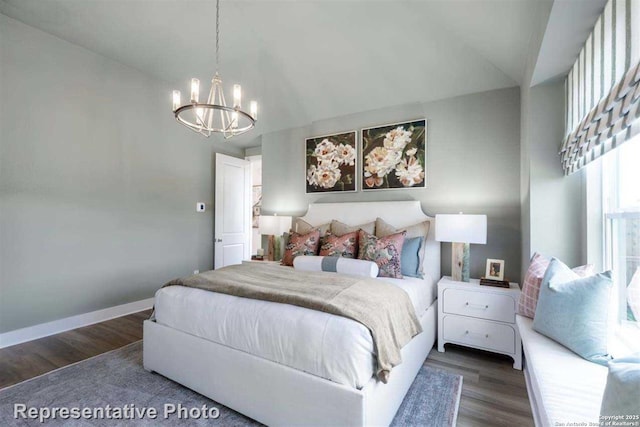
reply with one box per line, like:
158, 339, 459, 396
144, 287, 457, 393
196, 202, 205, 212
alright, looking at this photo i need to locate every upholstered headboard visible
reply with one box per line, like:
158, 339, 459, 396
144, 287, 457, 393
298, 201, 440, 286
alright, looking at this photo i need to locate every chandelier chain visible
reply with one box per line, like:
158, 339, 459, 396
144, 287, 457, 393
215, 0, 220, 74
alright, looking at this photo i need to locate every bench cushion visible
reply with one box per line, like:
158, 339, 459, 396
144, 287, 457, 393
517, 315, 607, 426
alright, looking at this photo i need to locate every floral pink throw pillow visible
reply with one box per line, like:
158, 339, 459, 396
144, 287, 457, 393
357, 230, 405, 278
319, 232, 358, 258
517, 253, 595, 318
281, 230, 320, 267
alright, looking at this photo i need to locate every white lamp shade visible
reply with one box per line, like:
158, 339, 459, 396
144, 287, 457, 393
435, 214, 487, 244
259, 215, 292, 236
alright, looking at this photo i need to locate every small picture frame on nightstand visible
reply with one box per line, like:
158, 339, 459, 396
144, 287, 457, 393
485, 259, 505, 281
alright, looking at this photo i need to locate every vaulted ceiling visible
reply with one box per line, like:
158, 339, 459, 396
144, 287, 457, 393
0, 0, 549, 143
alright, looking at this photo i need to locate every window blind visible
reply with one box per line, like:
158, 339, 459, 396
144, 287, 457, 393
561, 0, 640, 175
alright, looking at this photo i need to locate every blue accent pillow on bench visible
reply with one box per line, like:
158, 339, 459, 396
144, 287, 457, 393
600, 354, 640, 419
533, 258, 613, 365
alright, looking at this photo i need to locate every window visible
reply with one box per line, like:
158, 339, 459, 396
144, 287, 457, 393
603, 136, 640, 324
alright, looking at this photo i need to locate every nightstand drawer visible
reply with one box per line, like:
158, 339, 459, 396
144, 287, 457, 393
442, 288, 515, 323
443, 315, 515, 354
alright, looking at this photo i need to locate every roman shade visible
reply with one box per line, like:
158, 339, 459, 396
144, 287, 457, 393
561, 0, 640, 175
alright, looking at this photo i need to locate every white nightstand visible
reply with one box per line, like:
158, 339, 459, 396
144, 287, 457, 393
437, 276, 522, 370
242, 260, 281, 265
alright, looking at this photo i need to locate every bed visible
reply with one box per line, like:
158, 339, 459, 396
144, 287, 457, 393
143, 201, 441, 426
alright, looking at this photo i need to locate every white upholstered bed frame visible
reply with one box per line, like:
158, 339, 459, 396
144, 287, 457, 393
143, 201, 440, 426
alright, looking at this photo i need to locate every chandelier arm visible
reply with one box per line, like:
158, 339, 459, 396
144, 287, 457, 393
206, 84, 215, 130
175, 104, 256, 134
206, 107, 213, 131
219, 108, 227, 132
194, 111, 203, 128
225, 126, 253, 139
218, 84, 230, 125
177, 117, 206, 135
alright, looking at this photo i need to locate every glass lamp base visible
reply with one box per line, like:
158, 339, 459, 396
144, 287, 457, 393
451, 242, 470, 282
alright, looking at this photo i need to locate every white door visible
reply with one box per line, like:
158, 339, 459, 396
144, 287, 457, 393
214, 153, 251, 269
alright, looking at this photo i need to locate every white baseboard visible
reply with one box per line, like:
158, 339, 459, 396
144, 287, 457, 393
0, 298, 154, 349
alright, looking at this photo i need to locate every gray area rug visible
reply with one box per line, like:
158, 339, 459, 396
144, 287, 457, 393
0, 342, 462, 426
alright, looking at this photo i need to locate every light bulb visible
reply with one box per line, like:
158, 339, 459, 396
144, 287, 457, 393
231, 111, 238, 129
172, 90, 181, 111
233, 84, 242, 109
250, 101, 258, 120
190, 78, 200, 103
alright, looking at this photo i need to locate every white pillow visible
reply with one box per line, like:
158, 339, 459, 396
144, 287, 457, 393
293, 256, 379, 278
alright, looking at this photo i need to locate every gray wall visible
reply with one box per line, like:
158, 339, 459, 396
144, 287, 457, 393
527, 81, 584, 268
0, 14, 243, 333
520, 83, 532, 279
519, 0, 587, 277
520, 80, 585, 275
261, 87, 522, 280
519, 0, 552, 280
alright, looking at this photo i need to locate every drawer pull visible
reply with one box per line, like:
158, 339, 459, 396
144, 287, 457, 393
465, 330, 489, 339
465, 302, 489, 310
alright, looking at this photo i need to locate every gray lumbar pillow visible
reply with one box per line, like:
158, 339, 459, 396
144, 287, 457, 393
293, 255, 379, 278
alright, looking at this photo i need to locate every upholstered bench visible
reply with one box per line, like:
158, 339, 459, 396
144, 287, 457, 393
516, 315, 608, 427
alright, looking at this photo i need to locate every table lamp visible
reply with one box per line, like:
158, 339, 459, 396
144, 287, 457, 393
259, 214, 292, 261
435, 213, 487, 282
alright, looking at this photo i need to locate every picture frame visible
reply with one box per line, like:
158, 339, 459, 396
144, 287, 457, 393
361, 119, 426, 191
485, 259, 505, 281
305, 131, 357, 193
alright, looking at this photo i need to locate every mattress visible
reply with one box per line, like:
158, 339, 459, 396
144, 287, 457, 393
154, 270, 436, 389
516, 315, 608, 426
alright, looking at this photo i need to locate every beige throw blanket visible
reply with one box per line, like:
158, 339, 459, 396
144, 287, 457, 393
163, 263, 422, 383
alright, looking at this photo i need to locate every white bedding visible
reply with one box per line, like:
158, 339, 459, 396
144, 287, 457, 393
154, 270, 436, 389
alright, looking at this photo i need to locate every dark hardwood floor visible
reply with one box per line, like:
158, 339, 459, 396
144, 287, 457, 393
0, 309, 152, 389
0, 310, 533, 426
426, 345, 534, 427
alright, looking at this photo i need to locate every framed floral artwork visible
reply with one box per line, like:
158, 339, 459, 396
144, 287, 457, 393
305, 131, 357, 193
361, 119, 426, 190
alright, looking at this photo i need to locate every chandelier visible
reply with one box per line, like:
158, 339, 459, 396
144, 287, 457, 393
172, 0, 257, 139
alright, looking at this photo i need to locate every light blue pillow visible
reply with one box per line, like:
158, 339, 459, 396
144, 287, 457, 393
600, 354, 640, 418
401, 236, 423, 279
532, 258, 613, 365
